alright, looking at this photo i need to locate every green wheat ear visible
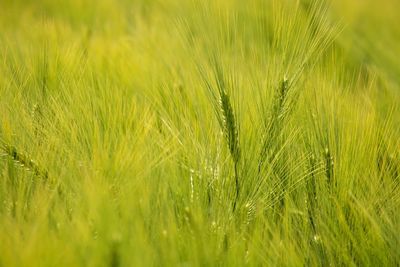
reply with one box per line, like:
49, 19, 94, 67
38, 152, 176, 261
200, 59, 241, 212
212, 59, 241, 163
258, 76, 291, 172
0, 140, 48, 180
218, 84, 241, 165
218, 83, 241, 212
214, 61, 241, 212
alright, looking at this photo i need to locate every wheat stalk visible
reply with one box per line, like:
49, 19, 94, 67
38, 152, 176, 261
0, 140, 48, 180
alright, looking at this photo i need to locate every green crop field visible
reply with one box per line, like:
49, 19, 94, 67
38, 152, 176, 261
0, 0, 399, 266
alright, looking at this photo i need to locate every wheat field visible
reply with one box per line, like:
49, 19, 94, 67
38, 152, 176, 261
0, 0, 399, 266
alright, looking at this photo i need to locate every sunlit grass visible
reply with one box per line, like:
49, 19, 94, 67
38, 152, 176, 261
0, 0, 399, 266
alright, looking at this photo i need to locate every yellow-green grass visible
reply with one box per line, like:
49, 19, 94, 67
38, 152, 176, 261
0, 0, 399, 266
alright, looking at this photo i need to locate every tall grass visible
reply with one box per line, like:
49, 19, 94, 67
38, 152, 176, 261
0, 0, 399, 266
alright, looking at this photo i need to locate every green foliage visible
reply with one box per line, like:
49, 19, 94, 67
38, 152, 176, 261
0, 0, 399, 266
